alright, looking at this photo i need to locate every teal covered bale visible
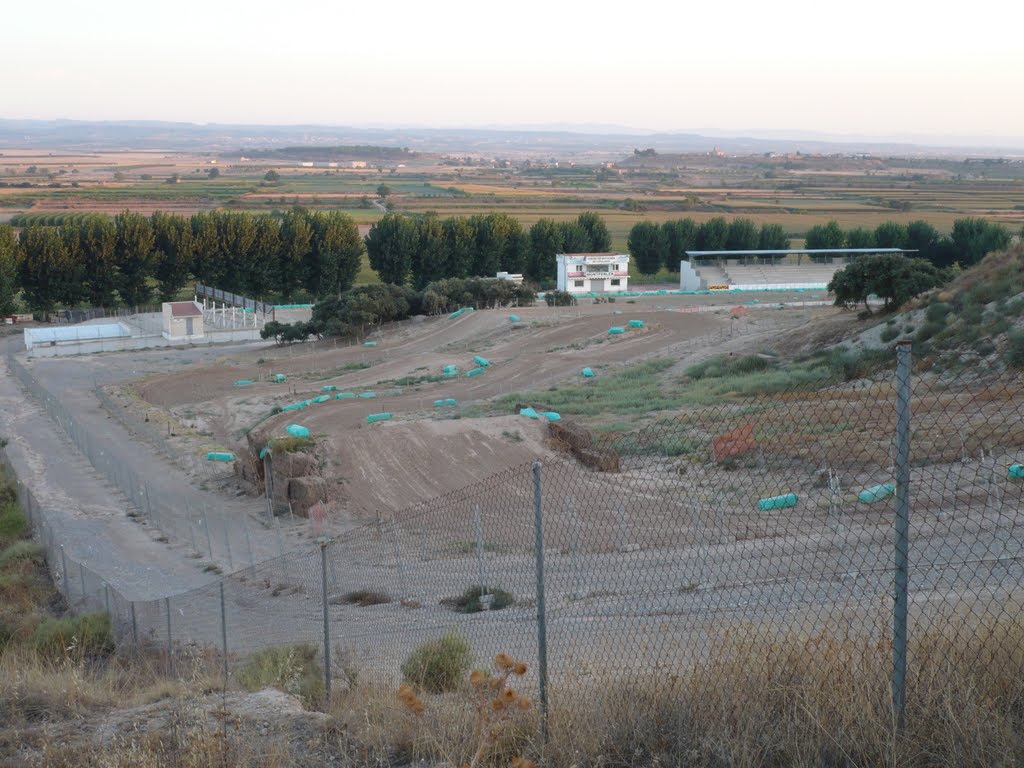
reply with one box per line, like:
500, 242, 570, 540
466, 367, 485, 378
367, 412, 392, 424
581, 367, 594, 378
628, 319, 645, 328
542, 411, 561, 422
608, 327, 625, 335
757, 493, 798, 511
286, 424, 310, 438
312, 395, 330, 404
335, 392, 356, 399
281, 402, 306, 412
207, 451, 235, 462
363, 341, 377, 347
473, 355, 491, 367
509, 314, 521, 322
322, 385, 338, 392
434, 398, 459, 408
358, 392, 377, 399
274, 374, 287, 383
858, 484, 895, 504
233, 379, 253, 387
1010, 464, 1024, 479
519, 407, 539, 419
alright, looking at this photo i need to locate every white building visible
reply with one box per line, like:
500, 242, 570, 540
556, 253, 630, 294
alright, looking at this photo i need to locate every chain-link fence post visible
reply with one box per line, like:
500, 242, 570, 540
222, 511, 233, 570
202, 507, 215, 560
893, 341, 912, 732
131, 602, 138, 650
320, 542, 332, 706
60, 545, 68, 596
220, 581, 229, 689
165, 596, 173, 677
532, 460, 549, 742
78, 561, 86, 605
474, 504, 487, 601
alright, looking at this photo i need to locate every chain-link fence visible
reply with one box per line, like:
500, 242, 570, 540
6, 341, 1024, 750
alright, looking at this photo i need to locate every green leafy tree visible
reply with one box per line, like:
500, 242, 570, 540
758, 223, 790, 251
627, 221, 668, 276
376, 184, 392, 198
264, 170, 280, 182
307, 211, 364, 296
152, 211, 193, 302
805, 219, 845, 261
190, 212, 222, 286
829, 253, 941, 314
77, 215, 119, 307
217, 212, 258, 293
662, 218, 699, 270
576, 211, 611, 252
114, 210, 156, 306
905, 220, 942, 264
950, 218, 1010, 267
366, 213, 417, 286
469, 213, 522, 277
696, 217, 729, 250
556, 221, 591, 254
410, 213, 448, 289
725, 218, 760, 250
527, 218, 561, 282
0, 225, 19, 315
278, 208, 314, 298
873, 221, 909, 249
19, 225, 72, 318
243, 215, 281, 299
57, 219, 88, 306
208, 167, 220, 179
442, 216, 475, 278
844, 227, 876, 249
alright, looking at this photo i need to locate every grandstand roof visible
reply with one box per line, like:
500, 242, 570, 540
685, 248, 914, 257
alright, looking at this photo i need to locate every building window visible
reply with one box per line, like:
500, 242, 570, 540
574, 280, 585, 288
611, 279, 620, 286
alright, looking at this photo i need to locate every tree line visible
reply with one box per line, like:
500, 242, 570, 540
0, 209, 364, 317
627, 217, 790, 275
366, 211, 611, 288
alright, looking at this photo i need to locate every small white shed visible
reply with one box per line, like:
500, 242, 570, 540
162, 301, 204, 340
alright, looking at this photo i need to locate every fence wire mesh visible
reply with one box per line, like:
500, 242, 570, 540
4, 342, 1024, 743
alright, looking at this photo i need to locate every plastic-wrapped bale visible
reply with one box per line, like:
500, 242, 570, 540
286, 424, 310, 438
322, 385, 338, 392
1011, 464, 1024, 479
757, 493, 798, 511
509, 314, 521, 322
581, 367, 594, 378
473, 355, 491, 367
434, 398, 459, 407
628, 319, 645, 328
612, 310, 624, 315
274, 374, 287, 383
367, 412, 392, 424
234, 379, 253, 387
335, 392, 356, 399
858, 484, 895, 503
358, 392, 377, 399
466, 367, 485, 378
542, 411, 561, 422
363, 341, 377, 347
312, 395, 330, 404
443, 364, 459, 378
519, 407, 539, 419
608, 327, 625, 335
281, 402, 306, 412
207, 451, 235, 462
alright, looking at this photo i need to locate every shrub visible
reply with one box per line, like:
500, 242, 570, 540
924, 302, 952, 324
880, 325, 899, 343
544, 290, 577, 307
338, 589, 392, 607
0, 502, 27, 547
401, 632, 472, 693
451, 585, 515, 614
0, 540, 44, 568
31, 612, 115, 659
915, 321, 944, 343
236, 643, 324, 707
1007, 330, 1024, 369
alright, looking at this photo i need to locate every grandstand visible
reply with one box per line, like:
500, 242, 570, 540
681, 248, 914, 291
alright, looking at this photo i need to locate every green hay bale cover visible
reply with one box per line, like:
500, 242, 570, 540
581, 367, 594, 378
466, 367, 485, 377
367, 412, 392, 424
363, 341, 377, 347
473, 355, 491, 367
628, 319, 645, 328
608, 327, 625, 335
757, 493, 798, 511
509, 314, 521, 322
286, 424, 310, 438
322, 385, 338, 391
335, 392, 356, 399
519, 407, 539, 419
858, 484, 895, 504
274, 374, 287, 383
542, 411, 561, 421
207, 451, 235, 462
358, 392, 377, 399
233, 379, 253, 387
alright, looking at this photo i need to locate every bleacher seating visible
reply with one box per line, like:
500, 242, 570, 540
694, 260, 844, 289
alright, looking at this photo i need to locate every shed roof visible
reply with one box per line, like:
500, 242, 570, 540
169, 301, 203, 318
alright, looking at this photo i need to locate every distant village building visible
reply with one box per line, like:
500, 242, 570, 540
556, 253, 630, 294
161, 301, 204, 341
350, 161, 368, 169
496, 271, 524, 284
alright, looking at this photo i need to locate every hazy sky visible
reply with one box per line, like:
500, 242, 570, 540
4, 0, 1021, 141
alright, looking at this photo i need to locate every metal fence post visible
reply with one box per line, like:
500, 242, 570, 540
220, 581, 229, 688
474, 504, 488, 600
222, 511, 233, 570
60, 545, 68, 595
202, 507, 215, 560
104, 582, 110, 615
320, 543, 332, 706
79, 562, 87, 604
893, 341, 912, 732
532, 460, 549, 742
131, 602, 138, 650
165, 597, 174, 676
